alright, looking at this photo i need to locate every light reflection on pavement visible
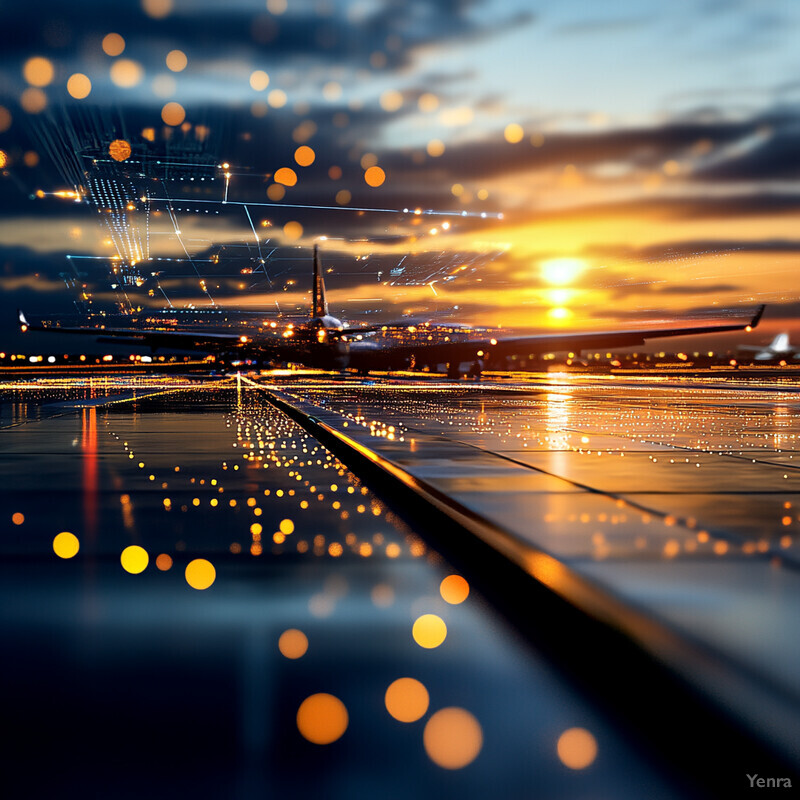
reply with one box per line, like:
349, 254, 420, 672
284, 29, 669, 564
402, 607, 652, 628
0, 378, 682, 799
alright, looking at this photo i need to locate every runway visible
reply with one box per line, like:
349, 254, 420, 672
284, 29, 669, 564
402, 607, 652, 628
2, 372, 799, 797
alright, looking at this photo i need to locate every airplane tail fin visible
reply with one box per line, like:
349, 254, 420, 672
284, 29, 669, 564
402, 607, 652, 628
771, 333, 790, 352
312, 244, 328, 318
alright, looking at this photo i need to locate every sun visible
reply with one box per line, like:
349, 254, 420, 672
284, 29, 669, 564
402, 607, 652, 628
540, 257, 586, 285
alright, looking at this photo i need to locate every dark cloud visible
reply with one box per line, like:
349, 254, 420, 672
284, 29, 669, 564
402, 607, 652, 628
0, 0, 532, 78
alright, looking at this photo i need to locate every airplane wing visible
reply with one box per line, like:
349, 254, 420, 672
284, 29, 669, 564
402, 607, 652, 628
17, 309, 299, 359
374, 305, 765, 364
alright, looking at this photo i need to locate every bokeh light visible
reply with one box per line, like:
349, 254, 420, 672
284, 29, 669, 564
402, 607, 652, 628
294, 146, 315, 167
250, 70, 270, 91
23, 57, 54, 87
20, 88, 47, 114
278, 628, 308, 659
161, 102, 186, 126
423, 708, 483, 769
439, 575, 469, 604
142, 0, 172, 19
110, 59, 144, 88
364, 166, 385, 187
384, 678, 429, 722
120, 545, 149, 574
283, 220, 303, 240
274, 167, 297, 186
557, 728, 598, 769
155, 553, 173, 571
296, 693, 348, 744
185, 558, 216, 590
166, 50, 188, 72
412, 614, 447, 649
53, 532, 79, 559
504, 123, 524, 143
67, 74, 92, 100
102, 33, 126, 56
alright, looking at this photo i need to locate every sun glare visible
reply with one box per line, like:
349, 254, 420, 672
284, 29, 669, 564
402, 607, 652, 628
541, 257, 585, 285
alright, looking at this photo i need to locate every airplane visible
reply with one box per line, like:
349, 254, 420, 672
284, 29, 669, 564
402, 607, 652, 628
738, 333, 799, 361
19, 245, 765, 378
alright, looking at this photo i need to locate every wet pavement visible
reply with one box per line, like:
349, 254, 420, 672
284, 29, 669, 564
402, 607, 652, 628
281, 375, 800, 768
2, 373, 800, 796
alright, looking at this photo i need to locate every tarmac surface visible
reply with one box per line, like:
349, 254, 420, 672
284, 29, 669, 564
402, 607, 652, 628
2, 371, 799, 797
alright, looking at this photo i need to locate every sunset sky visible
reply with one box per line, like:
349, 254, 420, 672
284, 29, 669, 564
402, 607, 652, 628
1, 0, 799, 348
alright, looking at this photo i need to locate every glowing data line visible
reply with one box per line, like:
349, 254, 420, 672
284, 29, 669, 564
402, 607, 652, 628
147, 197, 504, 219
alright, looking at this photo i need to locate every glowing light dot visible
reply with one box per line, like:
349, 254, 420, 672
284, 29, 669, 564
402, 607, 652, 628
161, 101, 185, 126
426, 139, 445, 157
21, 88, 47, 114
250, 70, 270, 91
274, 167, 298, 186
12, 512, 24, 526
451, 183, 464, 197
294, 145, 315, 167
185, 558, 216, 590
283, 220, 303, 241
297, 694, 348, 744
102, 33, 126, 56
418, 93, 439, 112
380, 90, 403, 112
278, 628, 308, 659
53, 532, 79, 559
0, 107, 11, 133
412, 614, 447, 649
165, 49, 187, 72
267, 184, 285, 201
335, 189, 351, 205
110, 59, 144, 88
142, 0, 173, 19
504, 123, 524, 143
364, 166, 385, 187
155, 553, 173, 571
23, 57, 54, 87
557, 728, 598, 770
423, 708, 483, 769
250, 522, 263, 535
385, 678, 429, 722
67, 74, 92, 99
268, 89, 287, 108
280, 518, 295, 534
322, 81, 342, 101
440, 575, 469, 604
120, 545, 149, 574
267, 0, 287, 14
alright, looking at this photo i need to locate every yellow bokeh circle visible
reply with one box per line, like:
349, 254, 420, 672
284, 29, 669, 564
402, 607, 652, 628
412, 614, 447, 649
120, 545, 149, 574
53, 532, 80, 559
185, 558, 216, 590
